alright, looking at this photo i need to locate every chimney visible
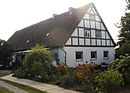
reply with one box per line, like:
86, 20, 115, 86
69, 7, 75, 15
52, 14, 57, 18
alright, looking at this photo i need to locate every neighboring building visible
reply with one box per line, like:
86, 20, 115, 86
8, 3, 116, 67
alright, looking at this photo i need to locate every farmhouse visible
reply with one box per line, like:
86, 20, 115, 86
8, 3, 116, 67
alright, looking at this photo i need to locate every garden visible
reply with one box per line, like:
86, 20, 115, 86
13, 44, 130, 93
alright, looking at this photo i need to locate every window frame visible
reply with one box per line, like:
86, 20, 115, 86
85, 30, 90, 37
76, 51, 83, 62
95, 30, 102, 38
91, 51, 97, 60
54, 52, 58, 60
103, 51, 109, 60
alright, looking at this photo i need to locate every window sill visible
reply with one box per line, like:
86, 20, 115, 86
104, 57, 109, 60
91, 58, 97, 60
76, 59, 83, 62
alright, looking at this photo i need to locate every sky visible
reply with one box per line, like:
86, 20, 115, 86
0, 0, 127, 43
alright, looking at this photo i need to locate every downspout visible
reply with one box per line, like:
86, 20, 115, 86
62, 48, 67, 66
60, 46, 67, 66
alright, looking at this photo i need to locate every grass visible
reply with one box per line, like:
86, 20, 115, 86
0, 86, 14, 93
0, 70, 47, 93
1, 79, 47, 93
0, 70, 12, 77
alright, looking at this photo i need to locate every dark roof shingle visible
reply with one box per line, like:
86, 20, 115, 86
7, 3, 91, 51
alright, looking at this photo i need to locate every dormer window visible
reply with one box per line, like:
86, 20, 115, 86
1, 42, 3, 46
69, 7, 74, 15
46, 33, 50, 36
26, 40, 29, 43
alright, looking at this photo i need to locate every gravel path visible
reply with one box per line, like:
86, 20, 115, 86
0, 80, 28, 93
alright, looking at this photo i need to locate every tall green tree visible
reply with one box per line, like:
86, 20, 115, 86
0, 39, 12, 67
116, 1, 130, 58
126, 0, 130, 10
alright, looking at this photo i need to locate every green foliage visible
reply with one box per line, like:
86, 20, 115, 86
0, 39, 12, 68
109, 56, 130, 84
31, 61, 43, 77
95, 70, 124, 93
0, 86, 13, 93
2, 79, 47, 93
0, 70, 12, 77
126, 0, 130, 10
14, 44, 54, 82
13, 68, 25, 78
116, 12, 130, 58
116, 0, 130, 58
57, 64, 97, 91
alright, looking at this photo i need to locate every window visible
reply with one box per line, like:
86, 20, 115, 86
104, 51, 109, 59
79, 28, 84, 37
96, 22, 100, 29
76, 51, 83, 61
91, 51, 97, 59
96, 30, 101, 38
84, 20, 90, 28
85, 30, 90, 37
54, 52, 58, 60
90, 21, 95, 28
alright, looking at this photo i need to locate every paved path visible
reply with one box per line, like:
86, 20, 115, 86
0, 80, 28, 93
1, 74, 82, 93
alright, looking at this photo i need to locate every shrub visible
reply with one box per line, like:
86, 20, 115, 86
14, 44, 54, 82
13, 68, 25, 78
109, 56, 130, 84
95, 70, 124, 93
31, 61, 43, 79
74, 64, 94, 79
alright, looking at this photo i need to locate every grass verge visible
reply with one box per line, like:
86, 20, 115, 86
0, 70, 12, 77
0, 86, 14, 93
0, 79, 47, 93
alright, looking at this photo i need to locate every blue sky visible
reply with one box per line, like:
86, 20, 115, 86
0, 0, 127, 42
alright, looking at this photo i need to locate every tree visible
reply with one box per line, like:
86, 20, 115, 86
116, 1, 130, 58
0, 39, 13, 68
95, 70, 124, 93
109, 56, 130, 85
126, 0, 130, 10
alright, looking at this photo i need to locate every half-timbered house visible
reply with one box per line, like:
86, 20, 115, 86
8, 3, 116, 66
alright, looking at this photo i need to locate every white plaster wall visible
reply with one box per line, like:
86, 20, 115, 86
58, 48, 65, 64
66, 38, 71, 45
64, 47, 115, 67
51, 48, 65, 65
102, 31, 105, 38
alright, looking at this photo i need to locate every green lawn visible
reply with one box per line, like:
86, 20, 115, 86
1, 79, 47, 93
0, 70, 12, 77
0, 70, 47, 93
0, 86, 13, 93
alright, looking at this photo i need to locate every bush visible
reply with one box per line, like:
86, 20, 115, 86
57, 64, 97, 91
30, 61, 43, 80
109, 56, 130, 84
13, 44, 55, 82
74, 64, 94, 79
13, 68, 25, 78
95, 70, 124, 93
